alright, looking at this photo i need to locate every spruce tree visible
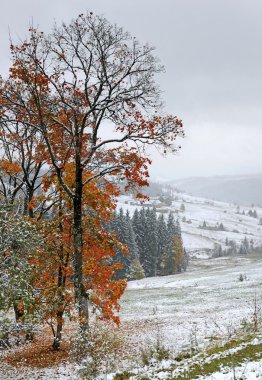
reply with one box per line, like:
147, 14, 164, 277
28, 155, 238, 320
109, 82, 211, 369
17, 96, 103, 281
125, 210, 144, 278
112, 208, 130, 279
128, 258, 145, 280
132, 208, 147, 273
157, 213, 168, 275
143, 208, 158, 277
109, 207, 186, 279
163, 212, 177, 275
181, 248, 189, 272
132, 208, 142, 255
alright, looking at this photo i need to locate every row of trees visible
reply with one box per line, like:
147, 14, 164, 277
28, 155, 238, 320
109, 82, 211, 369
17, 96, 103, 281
200, 221, 225, 231
236, 206, 259, 218
213, 237, 260, 257
108, 208, 188, 279
0, 12, 183, 349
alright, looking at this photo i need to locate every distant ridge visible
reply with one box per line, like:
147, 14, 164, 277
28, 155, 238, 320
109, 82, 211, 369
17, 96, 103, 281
170, 174, 262, 206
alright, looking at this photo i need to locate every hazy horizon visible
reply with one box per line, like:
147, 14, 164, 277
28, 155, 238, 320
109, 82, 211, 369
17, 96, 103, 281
151, 172, 262, 183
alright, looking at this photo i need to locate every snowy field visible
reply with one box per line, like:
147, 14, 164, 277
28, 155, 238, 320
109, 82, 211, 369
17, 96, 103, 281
117, 192, 262, 255
116, 253, 262, 379
2, 191, 262, 379
121, 254, 262, 352
1, 253, 262, 379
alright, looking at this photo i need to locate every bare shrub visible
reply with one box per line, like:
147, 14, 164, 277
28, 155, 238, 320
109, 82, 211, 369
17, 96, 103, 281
71, 319, 124, 379
0, 318, 37, 349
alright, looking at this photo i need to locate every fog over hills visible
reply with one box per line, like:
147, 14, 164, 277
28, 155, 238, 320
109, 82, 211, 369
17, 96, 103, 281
170, 174, 262, 206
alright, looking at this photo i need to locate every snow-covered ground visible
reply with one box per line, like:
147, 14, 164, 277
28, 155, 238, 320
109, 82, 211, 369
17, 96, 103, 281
117, 192, 262, 255
121, 254, 262, 352
117, 254, 262, 379
1, 192, 262, 379
1, 254, 262, 379
197, 360, 262, 380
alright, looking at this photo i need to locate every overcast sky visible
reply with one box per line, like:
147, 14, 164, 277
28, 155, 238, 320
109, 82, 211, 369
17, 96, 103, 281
1, 0, 262, 180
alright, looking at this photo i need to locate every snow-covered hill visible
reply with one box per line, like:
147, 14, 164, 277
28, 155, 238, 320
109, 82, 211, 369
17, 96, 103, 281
117, 191, 262, 257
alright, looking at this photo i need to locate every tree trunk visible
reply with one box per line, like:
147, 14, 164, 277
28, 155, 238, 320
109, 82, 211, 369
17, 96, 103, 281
17, 188, 34, 321
73, 168, 89, 332
52, 310, 63, 350
13, 300, 24, 322
53, 199, 66, 350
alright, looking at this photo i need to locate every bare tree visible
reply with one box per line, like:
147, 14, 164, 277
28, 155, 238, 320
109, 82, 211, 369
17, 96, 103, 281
0, 120, 47, 217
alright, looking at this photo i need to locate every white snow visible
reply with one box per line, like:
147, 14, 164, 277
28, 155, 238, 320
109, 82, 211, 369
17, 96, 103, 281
197, 359, 262, 380
1, 192, 262, 379
117, 192, 262, 255
121, 254, 262, 355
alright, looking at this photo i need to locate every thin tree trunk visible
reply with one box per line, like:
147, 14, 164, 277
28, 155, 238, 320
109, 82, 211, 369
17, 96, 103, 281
53, 195, 66, 350
52, 310, 63, 350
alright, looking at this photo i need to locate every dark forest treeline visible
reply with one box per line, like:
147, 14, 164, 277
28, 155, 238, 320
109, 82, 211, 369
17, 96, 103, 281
108, 207, 189, 280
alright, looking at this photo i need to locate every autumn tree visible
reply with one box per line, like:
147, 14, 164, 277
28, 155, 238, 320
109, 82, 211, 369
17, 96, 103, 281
173, 234, 184, 273
37, 173, 126, 349
1, 12, 183, 330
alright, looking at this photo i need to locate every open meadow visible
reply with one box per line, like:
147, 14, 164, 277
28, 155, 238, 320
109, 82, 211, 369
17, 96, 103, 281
2, 253, 262, 379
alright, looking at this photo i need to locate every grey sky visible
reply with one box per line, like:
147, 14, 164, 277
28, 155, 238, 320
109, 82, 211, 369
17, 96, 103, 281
1, 0, 262, 180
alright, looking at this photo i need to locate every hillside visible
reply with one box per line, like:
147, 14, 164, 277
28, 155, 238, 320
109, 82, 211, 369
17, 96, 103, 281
117, 190, 262, 258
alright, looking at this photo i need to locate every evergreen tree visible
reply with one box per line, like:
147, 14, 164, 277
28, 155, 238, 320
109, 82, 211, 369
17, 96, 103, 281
124, 210, 144, 278
128, 258, 145, 280
125, 210, 138, 260
250, 239, 254, 252
132, 208, 140, 238
108, 206, 186, 279
181, 248, 189, 272
180, 203, 185, 212
167, 212, 176, 236
111, 208, 130, 279
239, 236, 250, 254
162, 212, 177, 275
218, 223, 224, 231
156, 214, 168, 275
227, 240, 237, 255
143, 208, 158, 277
132, 208, 148, 273
132, 209, 143, 257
